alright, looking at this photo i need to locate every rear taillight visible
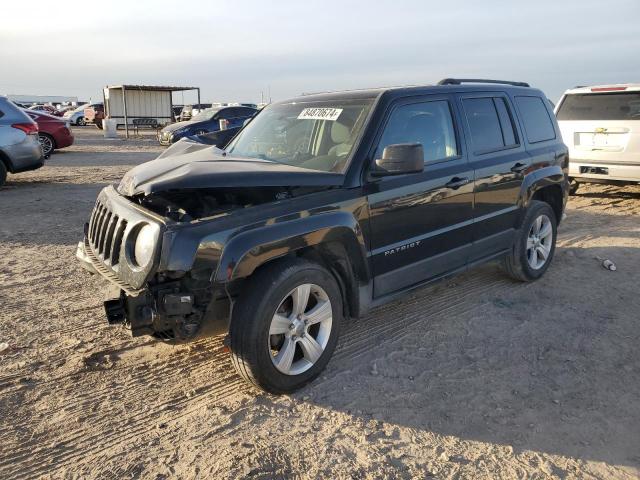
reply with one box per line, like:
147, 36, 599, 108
12, 123, 39, 134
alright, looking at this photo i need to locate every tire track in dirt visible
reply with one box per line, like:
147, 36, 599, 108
1, 344, 242, 478
1, 228, 589, 478
2, 266, 534, 479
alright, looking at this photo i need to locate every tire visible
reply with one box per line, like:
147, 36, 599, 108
229, 258, 343, 394
569, 179, 579, 195
77, 116, 86, 126
0, 161, 7, 188
38, 133, 55, 156
502, 200, 557, 282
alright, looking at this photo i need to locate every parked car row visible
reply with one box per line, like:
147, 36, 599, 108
4, 82, 640, 198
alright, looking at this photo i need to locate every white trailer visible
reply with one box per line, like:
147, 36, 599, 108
103, 85, 200, 138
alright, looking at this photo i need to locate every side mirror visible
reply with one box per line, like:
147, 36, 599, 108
373, 143, 424, 176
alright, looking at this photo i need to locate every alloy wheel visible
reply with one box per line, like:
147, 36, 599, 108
526, 214, 553, 270
268, 283, 333, 376
38, 134, 53, 156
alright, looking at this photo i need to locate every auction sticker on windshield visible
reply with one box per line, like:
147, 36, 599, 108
297, 107, 343, 121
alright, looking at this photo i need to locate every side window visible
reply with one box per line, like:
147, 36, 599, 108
463, 97, 520, 153
462, 98, 504, 152
217, 108, 233, 120
515, 96, 556, 143
494, 98, 517, 146
376, 100, 458, 164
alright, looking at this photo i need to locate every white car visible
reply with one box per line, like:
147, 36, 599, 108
62, 105, 87, 126
555, 84, 640, 193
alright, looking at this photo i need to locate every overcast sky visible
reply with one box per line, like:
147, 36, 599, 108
2, 0, 639, 104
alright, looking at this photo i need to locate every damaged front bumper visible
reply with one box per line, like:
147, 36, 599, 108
76, 238, 229, 341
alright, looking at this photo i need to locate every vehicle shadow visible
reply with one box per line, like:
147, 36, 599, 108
295, 241, 640, 469
573, 183, 640, 200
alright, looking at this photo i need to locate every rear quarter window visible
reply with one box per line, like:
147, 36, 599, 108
515, 96, 556, 143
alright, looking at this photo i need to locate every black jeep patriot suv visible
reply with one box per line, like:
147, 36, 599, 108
77, 78, 569, 393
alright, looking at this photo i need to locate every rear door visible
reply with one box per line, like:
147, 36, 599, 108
457, 92, 530, 261
366, 94, 475, 297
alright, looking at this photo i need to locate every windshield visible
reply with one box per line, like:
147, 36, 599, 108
225, 98, 374, 173
191, 108, 220, 122
557, 92, 640, 121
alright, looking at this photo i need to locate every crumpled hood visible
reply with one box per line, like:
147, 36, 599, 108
118, 138, 344, 196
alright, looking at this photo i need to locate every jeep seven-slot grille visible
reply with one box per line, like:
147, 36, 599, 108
88, 201, 128, 265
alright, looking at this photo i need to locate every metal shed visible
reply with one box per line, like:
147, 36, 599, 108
103, 85, 200, 138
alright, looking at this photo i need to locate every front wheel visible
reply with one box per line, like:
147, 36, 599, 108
77, 116, 86, 126
229, 258, 342, 394
502, 200, 557, 282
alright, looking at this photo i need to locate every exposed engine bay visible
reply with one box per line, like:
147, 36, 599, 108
134, 186, 327, 222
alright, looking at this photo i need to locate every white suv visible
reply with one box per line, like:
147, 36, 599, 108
555, 84, 640, 193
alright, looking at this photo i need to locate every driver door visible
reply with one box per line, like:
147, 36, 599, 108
366, 95, 475, 297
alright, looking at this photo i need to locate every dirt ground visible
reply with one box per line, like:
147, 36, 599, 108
1, 128, 639, 479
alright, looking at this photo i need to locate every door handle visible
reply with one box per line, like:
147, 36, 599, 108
445, 177, 470, 189
511, 162, 527, 173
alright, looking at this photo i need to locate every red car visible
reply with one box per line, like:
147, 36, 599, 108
24, 110, 74, 157
28, 105, 64, 117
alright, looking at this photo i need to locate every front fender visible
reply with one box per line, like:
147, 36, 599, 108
213, 210, 369, 284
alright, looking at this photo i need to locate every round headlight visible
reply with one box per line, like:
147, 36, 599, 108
133, 224, 156, 267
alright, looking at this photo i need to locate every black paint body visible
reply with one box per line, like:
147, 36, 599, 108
79, 83, 569, 340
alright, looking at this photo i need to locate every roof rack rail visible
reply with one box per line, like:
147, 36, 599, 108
438, 78, 530, 88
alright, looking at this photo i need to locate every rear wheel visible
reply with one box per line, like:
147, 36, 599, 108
229, 258, 342, 394
0, 161, 7, 188
38, 133, 55, 156
569, 178, 579, 195
502, 200, 557, 282
77, 116, 86, 126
